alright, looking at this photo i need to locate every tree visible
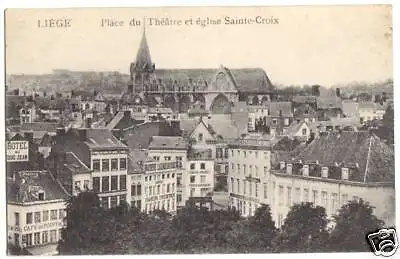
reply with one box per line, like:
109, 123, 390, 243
336, 88, 341, 97
329, 199, 384, 252
272, 202, 329, 253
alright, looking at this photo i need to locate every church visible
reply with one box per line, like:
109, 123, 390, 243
121, 29, 275, 114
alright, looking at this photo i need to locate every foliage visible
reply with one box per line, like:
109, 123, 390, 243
59, 193, 385, 254
272, 202, 329, 253
329, 199, 385, 252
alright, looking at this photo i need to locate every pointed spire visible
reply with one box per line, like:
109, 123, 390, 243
135, 20, 153, 71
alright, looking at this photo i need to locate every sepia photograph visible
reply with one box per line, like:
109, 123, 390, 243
4, 4, 396, 256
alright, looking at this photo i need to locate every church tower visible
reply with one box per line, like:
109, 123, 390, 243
128, 26, 155, 95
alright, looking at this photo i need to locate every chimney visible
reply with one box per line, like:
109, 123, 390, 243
24, 131, 34, 143
279, 161, 286, 169
56, 127, 66, 135
286, 163, 292, 175
85, 118, 92, 128
321, 167, 329, 178
78, 128, 87, 141
341, 167, 349, 180
303, 165, 309, 176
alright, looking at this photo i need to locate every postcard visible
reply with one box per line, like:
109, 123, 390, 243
4, 5, 396, 256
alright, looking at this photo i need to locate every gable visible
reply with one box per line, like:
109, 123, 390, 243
190, 120, 214, 143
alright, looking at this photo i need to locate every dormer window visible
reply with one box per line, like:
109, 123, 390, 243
286, 163, 293, 175
303, 165, 309, 176
279, 161, 286, 169
341, 167, 349, 180
38, 191, 45, 201
198, 133, 203, 141
321, 167, 329, 178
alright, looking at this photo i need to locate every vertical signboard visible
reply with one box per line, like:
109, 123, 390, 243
7, 141, 29, 162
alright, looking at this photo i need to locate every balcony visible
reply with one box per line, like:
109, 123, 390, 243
245, 174, 261, 183
144, 161, 179, 172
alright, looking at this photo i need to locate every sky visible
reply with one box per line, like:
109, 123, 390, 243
5, 5, 393, 86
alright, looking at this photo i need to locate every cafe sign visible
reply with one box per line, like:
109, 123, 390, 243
8, 221, 64, 233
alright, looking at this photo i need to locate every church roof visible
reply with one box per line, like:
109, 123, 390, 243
153, 68, 273, 93
135, 30, 153, 70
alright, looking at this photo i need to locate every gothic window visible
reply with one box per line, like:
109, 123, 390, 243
216, 72, 226, 90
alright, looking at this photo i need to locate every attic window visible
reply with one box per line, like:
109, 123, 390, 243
38, 191, 45, 201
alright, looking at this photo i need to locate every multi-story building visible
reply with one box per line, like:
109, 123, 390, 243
19, 104, 37, 124
48, 127, 129, 209
227, 135, 272, 217
270, 131, 395, 228
147, 136, 188, 207
7, 170, 69, 255
142, 159, 179, 214
184, 149, 215, 207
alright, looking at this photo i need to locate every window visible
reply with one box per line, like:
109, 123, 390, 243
110, 196, 118, 208
119, 158, 127, 170
341, 193, 348, 204
102, 159, 110, 172
111, 175, 118, 191
272, 119, 277, 125
50, 230, 57, 243
287, 187, 292, 206
264, 183, 268, 199
190, 163, 195, 170
111, 159, 118, 170
93, 159, 100, 171
294, 188, 301, 203
231, 178, 234, 193
153, 156, 160, 161
26, 213, 33, 224
15, 212, 20, 226
302, 128, 307, 136
303, 188, 309, 202
117, 175, 126, 191
237, 164, 240, 173
264, 166, 268, 176
249, 165, 253, 175
264, 152, 268, 159
131, 185, 137, 196
34, 232, 40, 245
43, 211, 49, 222
231, 150, 234, 157
200, 175, 206, 183
172, 183, 175, 192
244, 151, 247, 158
50, 210, 58, 220
284, 118, 290, 126
198, 133, 203, 141
255, 166, 259, 177
190, 176, 196, 183
38, 192, 45, 200
190, 188, 195, 197
243, 164, 247, 174
255, 183, 259, 197
278, 186, 284, 205
162, 174, 165, 179
42, 231, 48, 244
34, 212, 41, 223
164, 156, 171, 161
167, 184, 170, 193
101, 197, 109, 208
255, 151, 258, 158
74, 181, 81, 191
83, 180, 89, 190
200, 163, 206, 169
243, 181, 247, 195
22, 234, 32, 247
312, 190, 318, 207
102, 176, 109, 192
93, 177, 100, 192
237, 179, 240, 193
331, 193, 338, 213
157, 185, 160, 195
249, 182, 253, 196
201, 188, 208, 196
322, 191, 328, 208
59, 209, 65, 220
278, 214, 283, 228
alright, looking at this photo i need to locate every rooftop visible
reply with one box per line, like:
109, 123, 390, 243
148, 136, 188, 150
7, 170, 69, 204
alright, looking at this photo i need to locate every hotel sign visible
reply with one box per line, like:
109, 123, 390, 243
145, 193, 175, 202
7, 141, 29, 162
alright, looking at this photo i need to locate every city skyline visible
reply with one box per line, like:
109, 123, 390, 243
5, 5, 392, 86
